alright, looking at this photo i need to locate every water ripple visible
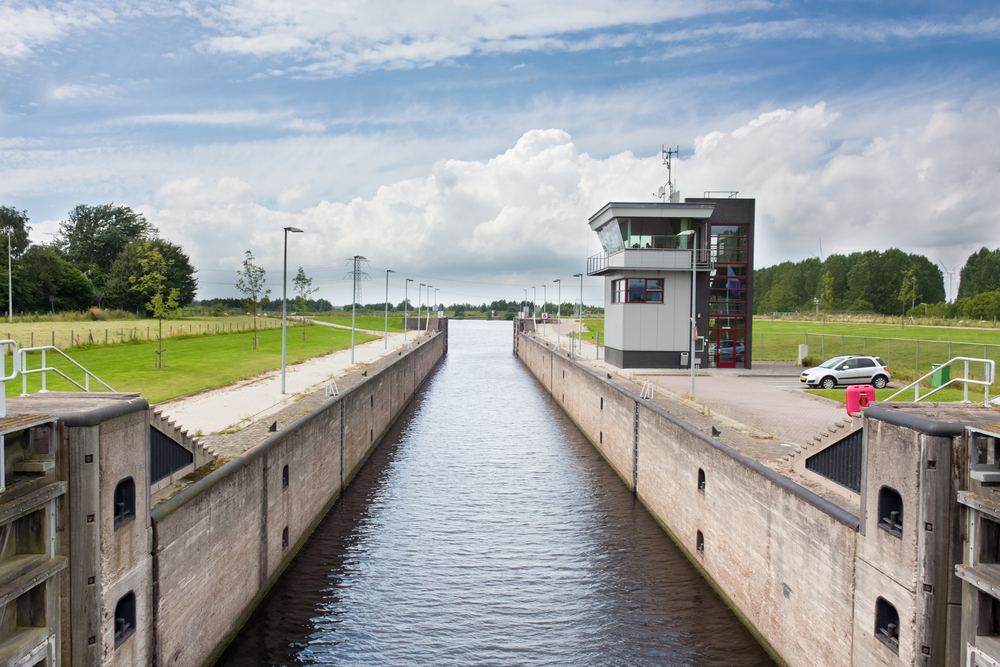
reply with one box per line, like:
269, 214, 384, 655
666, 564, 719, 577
217, 322, 775, 667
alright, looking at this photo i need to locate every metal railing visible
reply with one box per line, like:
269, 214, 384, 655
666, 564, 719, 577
0, 340, 20, 418
19, 346, 116, 396
587, 248, 713, 275
884, 357, 995, 404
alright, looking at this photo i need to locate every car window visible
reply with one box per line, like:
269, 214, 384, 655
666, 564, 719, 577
876, 358, 887, 367
820, 357, 846, 369
841, 359, 858, 369
858, 359, 875, 368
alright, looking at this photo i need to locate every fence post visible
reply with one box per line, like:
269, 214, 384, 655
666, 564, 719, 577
863, 337, 866, 354
822, 335, 825, 358
916, 341, 919, 370
841, 336, 844, 355
888, 339, 891, 366
949, 342, 952, 359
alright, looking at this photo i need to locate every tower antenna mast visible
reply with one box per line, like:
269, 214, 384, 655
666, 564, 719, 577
654, 145, 680, 202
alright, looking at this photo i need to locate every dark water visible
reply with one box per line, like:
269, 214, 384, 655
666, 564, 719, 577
217, 321, 775, 666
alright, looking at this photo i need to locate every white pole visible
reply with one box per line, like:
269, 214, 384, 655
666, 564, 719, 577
6, 229, 11, 324
281, 226, 303, 394
405, 279, 412, 342
419, 284, 426, 334
573, 273, 583, 358
426, 286, 432, 332
384, 269, 394, 348
351, 256, 358, 363
690, 246, 696, 397
554, 279, 560, 349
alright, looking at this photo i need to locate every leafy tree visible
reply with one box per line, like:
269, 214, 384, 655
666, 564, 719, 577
235, 251, 270, 350
958, 247, 1000, 299
56, 203, 154, 289
817, 271, 835, 309
0, 206, 32, 258
104, 238, 198, 312
131, 242, 180, 368
292, 266, 318, 340
898, 264, 922, 312
19, 245, 94, 311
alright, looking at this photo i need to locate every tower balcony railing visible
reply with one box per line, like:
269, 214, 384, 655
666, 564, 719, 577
587, 248, 713, 276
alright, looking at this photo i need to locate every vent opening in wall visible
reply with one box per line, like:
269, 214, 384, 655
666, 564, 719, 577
113, 478, 136, 530
563, 370, 565, 379
282, 465, 289, 489
978, 590, 1000, 641
696, 530, 704, 555
878, 486, 904, 538
600, 397, 603, 410
983, 516, 1000, 564
875, 597, 899, 654
698, 469, 706, 493
114, 592, 136, 648
282, 527, 289, 550
370, 395, 374, 408
600, 432, 603, 444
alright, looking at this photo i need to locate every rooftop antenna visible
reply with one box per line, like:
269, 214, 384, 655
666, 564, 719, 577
654, 145, 680, 202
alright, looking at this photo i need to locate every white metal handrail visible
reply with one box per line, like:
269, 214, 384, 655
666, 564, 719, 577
19, 346, 116, 396
884, 356, 995, 405
1, 340, 20, 419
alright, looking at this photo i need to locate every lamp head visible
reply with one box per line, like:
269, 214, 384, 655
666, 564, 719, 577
678, 229, 695, 236
573, 273, 582, 278
406, 278, 413, 283
285, 226, 304, 233
387, 269, 395, 274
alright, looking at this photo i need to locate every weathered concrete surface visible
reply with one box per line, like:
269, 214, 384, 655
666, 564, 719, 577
149, 330, 446, 667
515, 328, 987, 667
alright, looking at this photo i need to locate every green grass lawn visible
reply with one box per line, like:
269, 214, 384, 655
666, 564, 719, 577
311, 314, 405, 332
807, 385, 992, 404
579, 318, 604, 343
11, 326, 378, 404
748, 319, 1000, 377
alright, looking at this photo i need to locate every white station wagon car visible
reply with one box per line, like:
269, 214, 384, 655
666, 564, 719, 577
800, 355, 891, 390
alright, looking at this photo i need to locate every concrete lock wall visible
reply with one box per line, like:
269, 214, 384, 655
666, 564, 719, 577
515, 330, 959, 667
149, 331, 446, 667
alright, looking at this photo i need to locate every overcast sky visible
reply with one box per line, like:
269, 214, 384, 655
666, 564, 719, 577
2, 0, 999, 307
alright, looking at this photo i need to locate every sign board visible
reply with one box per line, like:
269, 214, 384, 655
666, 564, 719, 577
49, 296, 55, 302
541, 312, 549, 320
694, 337, 705, 352
95, 296, 102, 302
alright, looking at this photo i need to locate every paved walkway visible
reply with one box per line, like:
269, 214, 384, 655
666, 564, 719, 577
532, 327, 847, 448
159, 327, 422, 435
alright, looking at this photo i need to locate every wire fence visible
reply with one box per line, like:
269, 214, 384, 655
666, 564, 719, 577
753, 332, 1000, 378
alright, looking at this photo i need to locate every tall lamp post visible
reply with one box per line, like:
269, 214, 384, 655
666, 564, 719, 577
384, 269, 395, 348
523, 289, 527, 317
679, 229, 697, 397
573, 273, 583, 358
350, 255, 366, 364
405, 279, 413, 342
419, 284, 426, 333
434, 288, 439, 317
425, 286, 432, 332
541, 284, 546, 335
553, 279, 561, 348
281, 226, 304, 394
532, 286, 536, 320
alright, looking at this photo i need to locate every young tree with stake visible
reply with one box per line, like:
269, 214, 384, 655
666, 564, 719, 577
131, 241, 180, 368
235, 251, 270, 350
292, 266, 318, 340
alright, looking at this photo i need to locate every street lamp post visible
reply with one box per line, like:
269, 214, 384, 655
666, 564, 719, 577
532, 286, 536, 321
425, 286, 432, 332
405, 279, 413, 342
573, 273, 583, 358
553, 279, 561, 348
419, 284, 426, 333
679, 229, 697, 397
5, 228, 11, 324
384, 269, 395, 348
541, 284, 546, 334
434, 288, 439, 317
281, 226, 304, 394
523, 289, 527, 318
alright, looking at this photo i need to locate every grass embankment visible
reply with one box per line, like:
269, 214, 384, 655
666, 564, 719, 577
808, 386, 991, 404
749, 320, 999, 378
311, 314, 405, 332
0, 316, 284, 351
12, 325, 378, 404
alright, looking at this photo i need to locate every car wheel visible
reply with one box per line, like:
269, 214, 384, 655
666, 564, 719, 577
821, 376, 836, 390
872, 376, 887, 389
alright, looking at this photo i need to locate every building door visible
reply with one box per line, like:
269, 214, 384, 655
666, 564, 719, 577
711, 328, 745, 369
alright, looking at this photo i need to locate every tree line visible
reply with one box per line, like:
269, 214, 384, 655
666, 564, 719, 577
0, 204, 197, 315
754, 246, 1000, 320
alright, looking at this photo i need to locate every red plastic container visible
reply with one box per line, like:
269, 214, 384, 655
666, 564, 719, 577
846, 384, 876, 416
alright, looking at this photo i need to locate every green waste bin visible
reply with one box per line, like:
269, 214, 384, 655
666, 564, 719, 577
931, 363, 950, 388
